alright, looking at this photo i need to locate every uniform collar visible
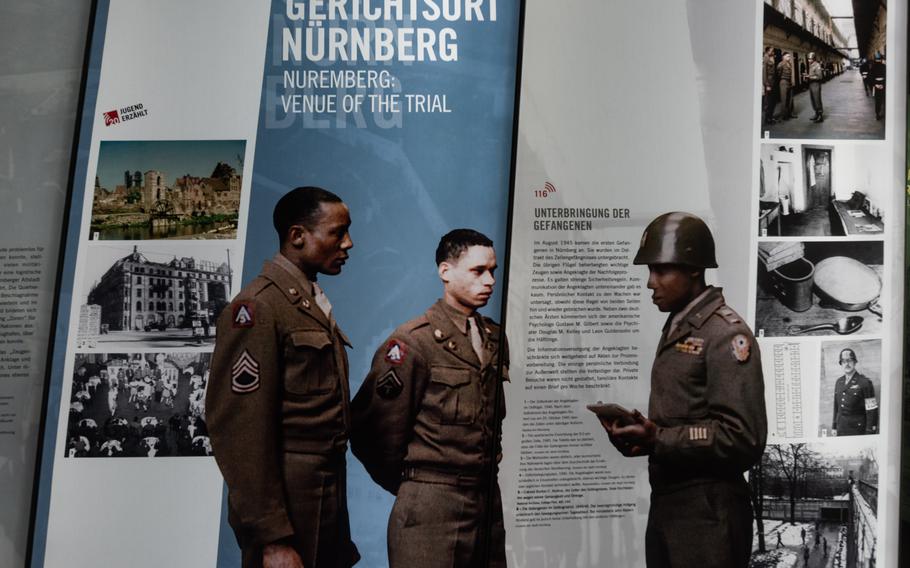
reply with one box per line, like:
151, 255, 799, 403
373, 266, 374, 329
426, 300, 485, 368
437, 299, 475, 335
272, 253, 315, 296
261, 256, 332, 330
662, 286, 726, 346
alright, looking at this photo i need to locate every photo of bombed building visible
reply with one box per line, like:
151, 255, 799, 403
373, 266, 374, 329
89, 140, 246, 240
762, 0, 887, 139
81, 244, 233, 349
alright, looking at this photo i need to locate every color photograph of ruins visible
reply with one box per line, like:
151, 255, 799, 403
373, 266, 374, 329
89, 140, 246, 240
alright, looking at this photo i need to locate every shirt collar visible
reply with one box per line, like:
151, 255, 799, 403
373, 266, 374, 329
272, 253, 314, 296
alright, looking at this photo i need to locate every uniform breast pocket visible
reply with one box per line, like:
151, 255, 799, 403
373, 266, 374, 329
655, 348, 707, 420
426, 366, 477, 425
284, 329, 335, 395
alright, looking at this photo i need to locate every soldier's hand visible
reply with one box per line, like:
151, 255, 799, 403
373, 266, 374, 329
607, 410, 656, 457
263, 543, 305, 568
600, 410, 656, 457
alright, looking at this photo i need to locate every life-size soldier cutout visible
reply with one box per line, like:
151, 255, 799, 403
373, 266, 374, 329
207, 186, 359, 568
601, 212, 767, 568
352, 228, 509, 568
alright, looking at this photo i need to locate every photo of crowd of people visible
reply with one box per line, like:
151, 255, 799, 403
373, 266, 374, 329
65, 352, 211, 458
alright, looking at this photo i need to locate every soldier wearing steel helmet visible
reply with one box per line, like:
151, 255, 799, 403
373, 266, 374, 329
600, 212, 767, 568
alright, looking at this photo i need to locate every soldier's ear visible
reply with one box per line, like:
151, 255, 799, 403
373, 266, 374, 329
287, 224, 306, 248
438, 261, 452, 283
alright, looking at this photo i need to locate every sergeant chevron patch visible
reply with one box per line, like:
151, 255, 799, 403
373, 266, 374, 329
376, 369, 403, 399
231, 350, 260, 394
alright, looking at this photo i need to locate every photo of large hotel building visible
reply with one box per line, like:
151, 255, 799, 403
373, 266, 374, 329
86, 245, 232, 335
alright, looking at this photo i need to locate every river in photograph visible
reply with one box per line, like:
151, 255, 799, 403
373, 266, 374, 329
92, 220, 236, 240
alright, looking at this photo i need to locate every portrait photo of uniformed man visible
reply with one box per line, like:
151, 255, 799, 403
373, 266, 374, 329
206, 186, 359, 568
819, 340, 880, 437
600, 212, 767, 568
351, 228, 509, 568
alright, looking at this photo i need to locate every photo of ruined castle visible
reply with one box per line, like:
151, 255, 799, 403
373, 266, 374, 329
89, 140, 246, 240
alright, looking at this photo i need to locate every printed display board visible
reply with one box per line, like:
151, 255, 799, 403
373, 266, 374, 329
501, 1, 904, 567
30, 1, 519, 566
27, 1, 908, 567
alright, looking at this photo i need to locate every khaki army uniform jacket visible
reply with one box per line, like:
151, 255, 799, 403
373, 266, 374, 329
648, 287, 767, 492
808, 60, 823, 82
351, 299, 508, 494
833, 372, 878, 435
763, 53, 777, 90
207, 256, 354, 549
777, 60, 793, 86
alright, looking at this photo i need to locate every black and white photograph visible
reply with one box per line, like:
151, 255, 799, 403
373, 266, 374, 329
758, 143, 887, 237
818, 339, 880, 438
76, 242, 236, 349
755, 240, 882, 337
89, 140, 246, 240
66, 352, 211, 458
762, 0, 887, 140
748, 441, 878, 567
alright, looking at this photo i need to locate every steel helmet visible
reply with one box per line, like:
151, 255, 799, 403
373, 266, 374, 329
633, 212, 718, 268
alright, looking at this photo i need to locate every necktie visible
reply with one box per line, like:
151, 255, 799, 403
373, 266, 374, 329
313, 282, 333, 320
468, 316, 486, 365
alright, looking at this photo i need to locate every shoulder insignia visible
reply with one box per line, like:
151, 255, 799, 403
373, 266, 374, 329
288, 287, 298, 296
675, 337, 704, 355
718, 306, 742, 325
865, 397, 878, 411
232, 303, 255, 328
231, 350, 260, 393
376, 369, 403, 399
731, 334, 751, 362
384, 339, 408, 365
433, 329, 444, 341
301, 298, 311, 309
